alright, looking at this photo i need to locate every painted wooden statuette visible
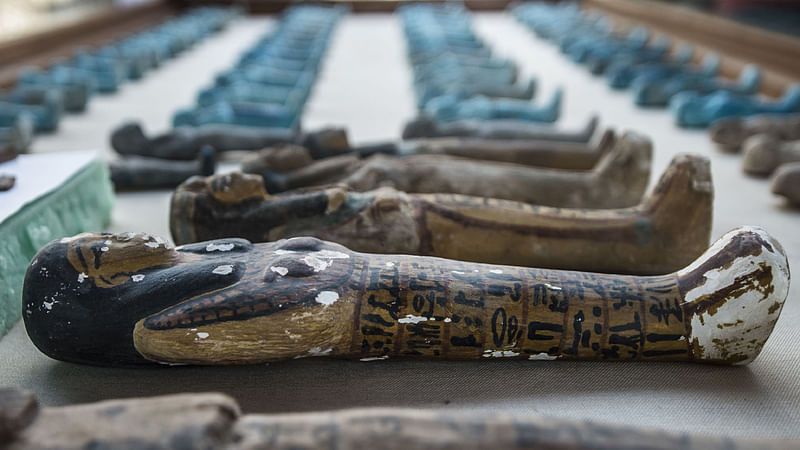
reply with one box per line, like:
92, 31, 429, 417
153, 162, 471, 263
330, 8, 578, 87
110, 146, 217, 190
244, 129, 616, 172
172, 153, 711, 275
3, 388, 788, 449
710, 114, 800, 153
771, 162, 800, 206
23, 225, 789, 366
741, 135, 800, 176
251, 132, 652, 209
402, 114, 598, 141
110, 121, 349, 161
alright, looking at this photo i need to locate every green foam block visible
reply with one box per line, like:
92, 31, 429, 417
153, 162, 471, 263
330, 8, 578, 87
0, 156, 114, 338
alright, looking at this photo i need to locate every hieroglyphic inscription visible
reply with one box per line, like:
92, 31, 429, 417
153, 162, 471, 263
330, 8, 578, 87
352, 257, 688, 361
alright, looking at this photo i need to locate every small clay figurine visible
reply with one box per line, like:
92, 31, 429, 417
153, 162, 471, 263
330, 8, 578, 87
251, 132, 652, 209
23, 226, 789, 366
0, 174, 15, 191
172, 152, 711, 275
244, 129, 616, 172
172, 101, 298, 130
110, 121, 349, 161
110, 146, 217, 190
770, 162, 800, 206
670, 84, 800, 128
634, 65, 762, 109
741, 135, 800, 176
0, 90, 62, 133
17, 67, 94, 113
402, 114, 598, 141
423, 90, 562, 123
710, 114, 800, 153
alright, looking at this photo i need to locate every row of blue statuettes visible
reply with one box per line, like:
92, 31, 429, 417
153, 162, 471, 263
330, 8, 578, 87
399, 3, 563, 126
0, 6, 240, 157
512, 2, 800, 128
171, 5, 347, 132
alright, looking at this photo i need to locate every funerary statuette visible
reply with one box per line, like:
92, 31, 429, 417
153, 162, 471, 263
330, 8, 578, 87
23, 225, 788, 366
741, 135, 800, 176
3, 389, 787, 450
251, 132, 652, 209
110, 121, 350, 161
710, 113, 800, 153
0, 174, 15, 191
402, 114, 598, 141
110, 146, 217, 190
770, 162, 800, 206
245, 129, 616, 173
173, 153, 711, 275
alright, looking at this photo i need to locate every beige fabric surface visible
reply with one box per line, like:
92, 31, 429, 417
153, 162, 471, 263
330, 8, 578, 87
1, 13, 799, 439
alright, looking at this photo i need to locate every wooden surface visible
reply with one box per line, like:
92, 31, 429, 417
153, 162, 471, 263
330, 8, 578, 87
0, 1, 176, 89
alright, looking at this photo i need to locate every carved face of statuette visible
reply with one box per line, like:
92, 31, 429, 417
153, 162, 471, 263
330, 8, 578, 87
23, 232, 354, 366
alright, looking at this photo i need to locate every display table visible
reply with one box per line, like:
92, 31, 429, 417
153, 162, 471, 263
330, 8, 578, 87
0, 12, 798, 440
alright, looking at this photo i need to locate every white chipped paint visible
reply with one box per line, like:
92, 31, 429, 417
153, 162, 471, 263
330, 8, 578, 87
309, 347, 332, 356
444, 318, 452, 323
385, 262, 395, 267
684, 227, 789, 365
77, 273, 87, 283
451, 270, 466, 275
196, 332, 209, 339
360, 356, 389, 362
315, 291, 339, 306
483, 349, 520, 358
100, 246, 109, 252
43, 300, 55, 310
490, 269, 504, 274
312, 250, 350, 260
212, 265, 234, 275
302, 255, 332, 272
270, 266, 288, 276
131, 274, 145, 282
544, 283, 562, 291
398, 314, 428, 324
285, 330, 302, 341
206, 242, 235, 252
528, 352, 558, 361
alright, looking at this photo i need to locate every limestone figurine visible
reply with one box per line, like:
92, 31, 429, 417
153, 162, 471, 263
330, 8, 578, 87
710, 114, 800, 153
172, 153, 711, 275
110, 146, 217, 190
741, 135, 800, 176
402, 114, 598, 141
22, 226, 789, 366
251, 132, 652, 209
